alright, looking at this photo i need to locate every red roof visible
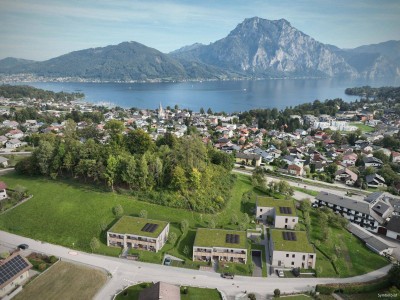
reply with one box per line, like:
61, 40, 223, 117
0, 181, 6, 190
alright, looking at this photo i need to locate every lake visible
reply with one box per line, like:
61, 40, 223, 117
17, 77, 400, 113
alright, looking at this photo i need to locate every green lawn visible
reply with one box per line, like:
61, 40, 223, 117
0, 173, 257, 266
309, 211, 388, 277
294, 187, 319, 197
280, 295, 312, 300
115, 283, 221, 300
349, 122, 375, 133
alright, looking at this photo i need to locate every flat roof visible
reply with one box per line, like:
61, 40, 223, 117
109, 216, 168, 238
257, 196, 297, 216
193, 228, 247, 249
271, 229, 315, 253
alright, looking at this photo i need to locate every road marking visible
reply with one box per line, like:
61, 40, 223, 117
68, 251, 78, 256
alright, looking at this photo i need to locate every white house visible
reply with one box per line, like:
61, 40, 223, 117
0, 181, 7, 199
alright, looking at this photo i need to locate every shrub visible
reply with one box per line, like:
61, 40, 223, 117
38, 263, 47, 271
49, 255, 58, 264
248, 293, 256, 300
274, 288, 281, 297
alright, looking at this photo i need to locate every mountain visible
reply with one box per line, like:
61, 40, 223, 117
171, 17, 357, 78
0, 42, 232, 81
1, 17, 399, 81
332, 41, 400, 78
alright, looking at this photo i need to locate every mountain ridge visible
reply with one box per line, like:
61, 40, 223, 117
1, 17, 399, 81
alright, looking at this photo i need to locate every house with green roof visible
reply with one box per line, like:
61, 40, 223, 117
107, 216, 169, 252
269, 229, 316, 269
192, 228, 248, 264
256, 196, 298, 229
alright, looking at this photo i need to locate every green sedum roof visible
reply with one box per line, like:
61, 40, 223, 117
271, 229, 315, 253
109, 216, 168, 238
257, 196, 297, 216
194, 228, 247, 249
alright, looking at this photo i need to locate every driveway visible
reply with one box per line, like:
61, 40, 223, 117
251, 250, 262, 277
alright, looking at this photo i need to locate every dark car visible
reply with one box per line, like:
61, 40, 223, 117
221, 273, 234, 279
17, 244, 29, 250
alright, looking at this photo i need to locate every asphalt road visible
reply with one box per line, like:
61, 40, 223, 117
0, 231, 392, 300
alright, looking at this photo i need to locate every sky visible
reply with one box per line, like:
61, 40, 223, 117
1, 0, 399, 61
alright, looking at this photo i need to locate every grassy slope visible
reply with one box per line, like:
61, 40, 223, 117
14, 261, 106, 300
0, 173, 254, 254
309, 211, 388, 277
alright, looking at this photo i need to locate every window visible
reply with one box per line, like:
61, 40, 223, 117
285, 218, 288, 223
259, 215, 262, 218
260, 209, 263, 212
310, 255, 314, 258
303, 255, 305, 260
286, 254, 289, 258
291, 262, 294, 266
292, 254, 295, 258
292, 219, 296, 222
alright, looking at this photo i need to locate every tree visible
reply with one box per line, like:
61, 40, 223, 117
299, 200, 311, 213
200, 107, 205, 114
168, 232, 177, 245
231, 214, 239, 225
139, 209, 148, 218
124, 129, 154, 155
181, 219, 189, 233
274, 288, 281, 297
183, 245, 190, 256
207, 108, 213, 115
104, 155, 118, 191
248, 293, 256, 300
113, 204, 123, 218
35, 140, 55, 175
171, 166, 187, 191
388, 263, 400, 289
90, 237, 100, 252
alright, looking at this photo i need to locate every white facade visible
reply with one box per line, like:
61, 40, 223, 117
107, 223, 169, 253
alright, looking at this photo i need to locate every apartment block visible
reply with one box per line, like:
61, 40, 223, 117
270, 229, 316, 269
256, 196, 298, 229
192, 228, 247, 264
107, 216, 169, 252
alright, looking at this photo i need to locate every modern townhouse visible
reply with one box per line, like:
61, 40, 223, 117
192, 228, 247, 264
107, 216, 169, 252
256, 196, 298, 229
315, 191, 393, 233
269, 229, 316, 269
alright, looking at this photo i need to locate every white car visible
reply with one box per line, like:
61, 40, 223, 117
277, 269, 284, 277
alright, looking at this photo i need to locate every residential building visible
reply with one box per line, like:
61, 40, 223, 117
139, 282, 180, 300
287, 164, 304, 176
5, 139, 25, 149
315, 191, 393, 232
366, 173, 386, 188
0, 181, 7, 199
386, 216, 400, 241
363, 157, 383, 168
192, 228, 247, 264
335, 168, 358, 186
235, 152, 261, 166
269, 229, 316, 269
346, 223, 395, 256
256, 196, 298, 229
0, 253, 32, 298
107, 216, 169, 252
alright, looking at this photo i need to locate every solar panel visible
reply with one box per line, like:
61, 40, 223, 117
226, 234, 240, 244
141, 223, 159, 233
0, 255, 30, 286
282, 231, 297, 241
279, 207, 292, 214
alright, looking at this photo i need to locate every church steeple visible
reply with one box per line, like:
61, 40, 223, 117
158, 102, 165, 119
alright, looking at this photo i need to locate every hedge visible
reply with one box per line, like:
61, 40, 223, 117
316, 276, 391, 295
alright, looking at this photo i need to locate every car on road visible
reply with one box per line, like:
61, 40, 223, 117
164, 257, 172, 266
221, 273, 234, 279
277, 269, 284, 277
17, 244, 29, 250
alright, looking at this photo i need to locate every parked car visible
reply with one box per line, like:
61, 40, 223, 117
277, 269, 284, 277
221, 273, 234, 279
17, 244, 29, 250
164, 257, 172, 266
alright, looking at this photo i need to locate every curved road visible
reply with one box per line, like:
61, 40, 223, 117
0, 231, 392, 300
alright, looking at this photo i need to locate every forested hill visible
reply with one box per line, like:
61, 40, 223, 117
16, 124, 235, 213
0, 84, 84, 101
345, 86, 400, 102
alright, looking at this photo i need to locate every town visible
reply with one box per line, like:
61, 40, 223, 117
0, 85, 399, 300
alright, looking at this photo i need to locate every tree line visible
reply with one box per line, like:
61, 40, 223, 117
16, 120, 235, 213
0, 84, 84, 101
